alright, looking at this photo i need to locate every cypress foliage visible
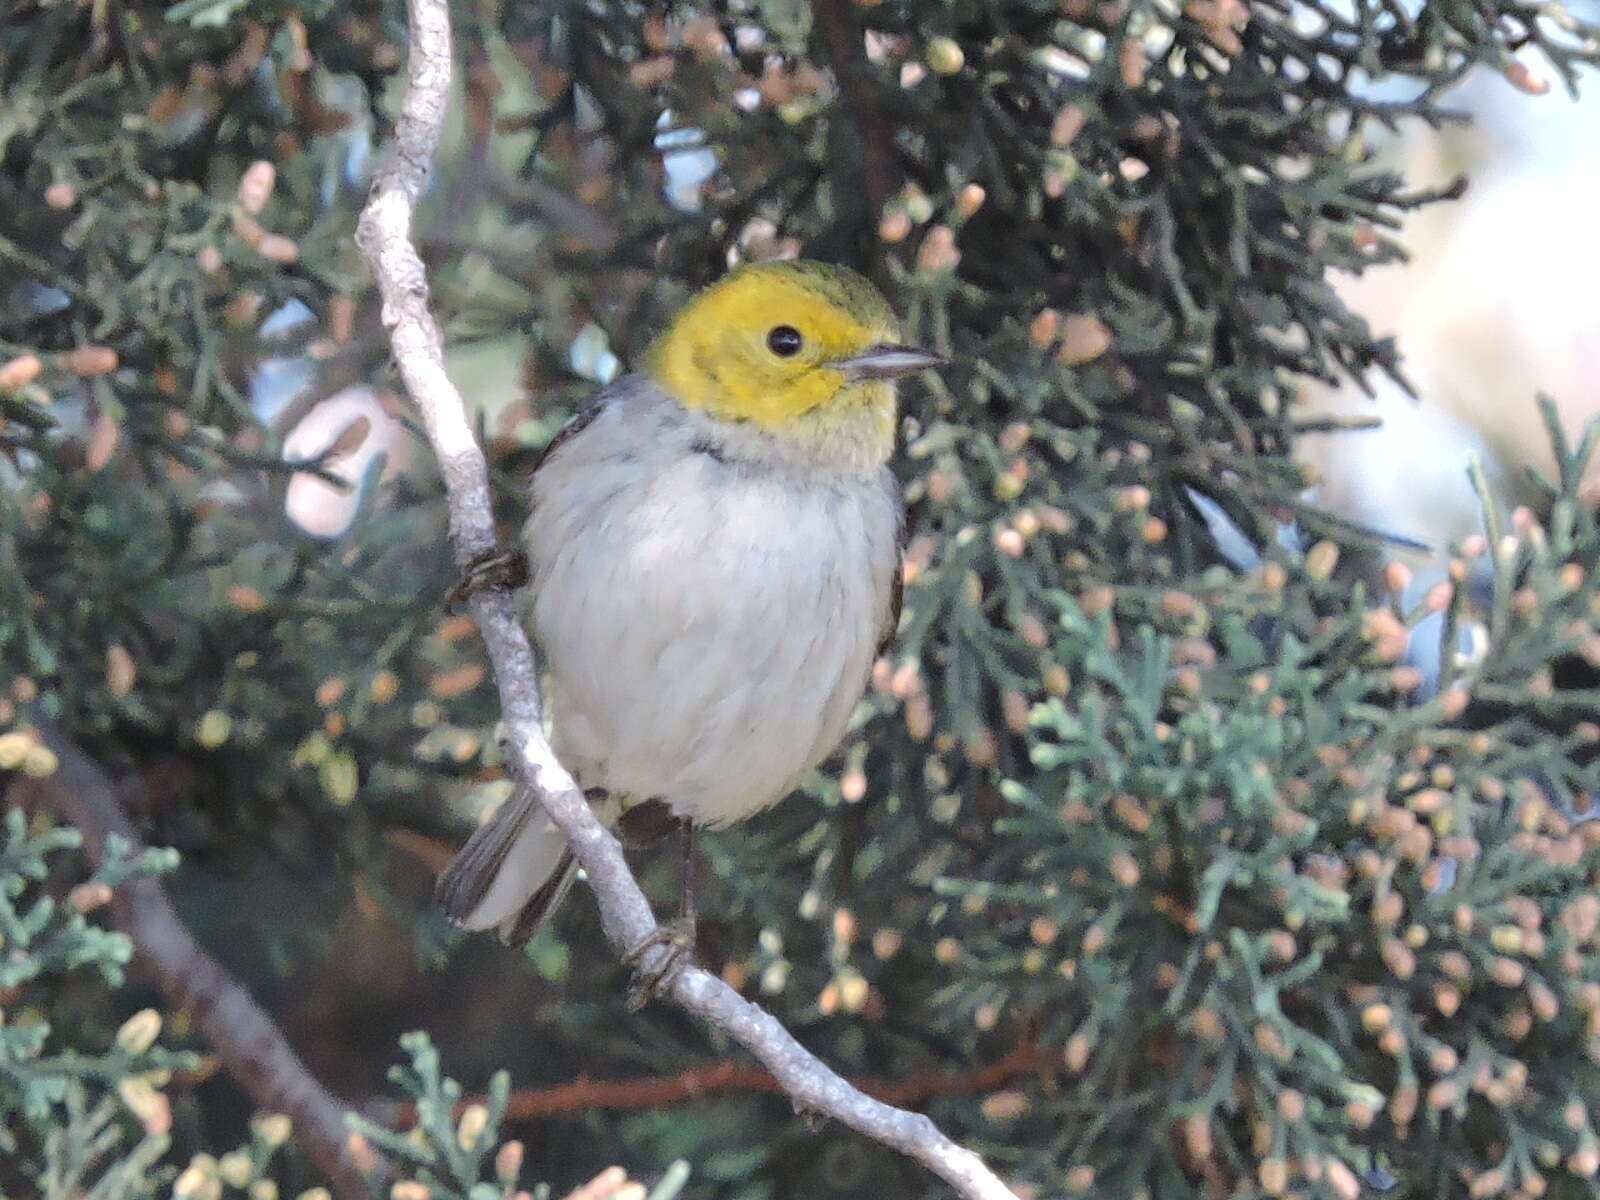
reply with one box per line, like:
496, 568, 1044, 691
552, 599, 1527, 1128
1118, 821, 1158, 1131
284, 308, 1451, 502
4, 1, 1600, 1197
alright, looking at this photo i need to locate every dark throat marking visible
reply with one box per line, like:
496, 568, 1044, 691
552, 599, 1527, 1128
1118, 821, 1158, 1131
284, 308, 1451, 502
689, 437, 728, 463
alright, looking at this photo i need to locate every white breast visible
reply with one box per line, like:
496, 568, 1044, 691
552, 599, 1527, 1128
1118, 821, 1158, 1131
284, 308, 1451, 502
523, 381, 900, 828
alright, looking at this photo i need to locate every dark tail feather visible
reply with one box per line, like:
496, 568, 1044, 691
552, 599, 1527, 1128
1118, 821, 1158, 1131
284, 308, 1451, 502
501, 849, 579, 947
434, 788, 541, 925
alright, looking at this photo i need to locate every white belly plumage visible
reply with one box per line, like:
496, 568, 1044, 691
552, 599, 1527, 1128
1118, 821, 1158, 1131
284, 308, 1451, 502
526, 383, 900, 827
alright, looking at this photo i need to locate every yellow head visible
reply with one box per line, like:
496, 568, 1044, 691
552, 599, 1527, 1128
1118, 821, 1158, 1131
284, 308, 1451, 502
646, 261, 941, 471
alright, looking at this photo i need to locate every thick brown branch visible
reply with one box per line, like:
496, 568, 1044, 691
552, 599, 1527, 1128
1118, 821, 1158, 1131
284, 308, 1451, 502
14, 727, 377, 1200
812, 0, 898, 215
354, 3, 1017, 1197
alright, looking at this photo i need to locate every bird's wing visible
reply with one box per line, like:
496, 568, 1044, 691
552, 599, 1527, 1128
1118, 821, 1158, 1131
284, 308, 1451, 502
529, 392, 610, 478
528, 374, 664, 479
875, 491, 906, 661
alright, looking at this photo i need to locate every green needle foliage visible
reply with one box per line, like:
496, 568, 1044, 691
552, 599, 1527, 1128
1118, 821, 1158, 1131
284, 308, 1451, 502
4, 1, 1600, 1198
0, 811, 620, 1199
0, 809, 187, 1197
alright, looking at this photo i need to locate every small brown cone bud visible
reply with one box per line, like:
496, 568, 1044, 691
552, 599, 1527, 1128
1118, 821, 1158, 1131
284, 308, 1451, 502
1305, 539, 1340, 580
69, 881, 114, 912
86, 412, 121, 471
1258, 1158, 1288, 1196
1064, 1031, 1091, 1072
1051, 105, 1087, 147
1118, 39, 1147, 88
1058, 314, 1112, 365
1326, 1159, 1361, 1200
916, 225, 960, 273
0, 354, 43, 390
66, 346, 119, 377
1505, 60, 1551, 94
1384, 560, 1413, 593
237, 160, 276, 215
106, 644, 136, 695
256, 234, 300, 264
878, 210, 913, 243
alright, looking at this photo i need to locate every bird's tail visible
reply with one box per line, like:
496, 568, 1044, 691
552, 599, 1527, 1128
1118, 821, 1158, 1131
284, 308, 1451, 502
435, 790, 584, 947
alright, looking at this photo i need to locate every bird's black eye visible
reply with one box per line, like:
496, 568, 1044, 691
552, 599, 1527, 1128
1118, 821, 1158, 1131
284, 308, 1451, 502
766, 325, 803, 357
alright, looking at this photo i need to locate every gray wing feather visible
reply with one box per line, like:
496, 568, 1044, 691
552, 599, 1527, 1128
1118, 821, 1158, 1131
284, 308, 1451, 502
434, 789, 542, 924
530, 396, 606, 477
500, 850, 579, 946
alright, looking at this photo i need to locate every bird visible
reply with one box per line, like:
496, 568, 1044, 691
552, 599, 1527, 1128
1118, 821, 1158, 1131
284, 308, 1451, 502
435, 260, 943, 956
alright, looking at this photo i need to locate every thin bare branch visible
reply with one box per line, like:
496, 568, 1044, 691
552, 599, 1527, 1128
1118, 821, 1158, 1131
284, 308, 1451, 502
15, 727, 378, 1200
354, 3, 1019, 1197
377, 1040, 1056, 1127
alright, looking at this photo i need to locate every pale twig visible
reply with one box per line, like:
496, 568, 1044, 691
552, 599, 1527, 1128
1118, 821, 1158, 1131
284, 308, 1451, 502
353, 3, 1019, 1197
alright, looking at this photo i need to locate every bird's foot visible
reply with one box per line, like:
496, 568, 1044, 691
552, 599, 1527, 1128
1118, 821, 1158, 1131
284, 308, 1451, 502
623, 916, 697, 1009
447, 547, 529, 608
792, 1103, 828, 1133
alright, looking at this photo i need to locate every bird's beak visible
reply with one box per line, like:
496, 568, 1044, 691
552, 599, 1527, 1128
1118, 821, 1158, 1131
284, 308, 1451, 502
831, 343, 947, 380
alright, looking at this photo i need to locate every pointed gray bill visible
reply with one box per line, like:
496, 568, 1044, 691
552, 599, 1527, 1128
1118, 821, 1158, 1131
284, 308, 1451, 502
832, 344, 947, 380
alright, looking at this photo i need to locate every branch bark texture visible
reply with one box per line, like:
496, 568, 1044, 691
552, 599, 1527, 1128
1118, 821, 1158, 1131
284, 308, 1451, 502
17, 728, 375, 1200
355, 4, 1019, 1197
387, 1041, 1056, 1127
812, 0, 898, 216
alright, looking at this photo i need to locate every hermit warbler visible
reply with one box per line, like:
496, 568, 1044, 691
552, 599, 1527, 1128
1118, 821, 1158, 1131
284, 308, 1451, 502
437, 261, 942, 945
